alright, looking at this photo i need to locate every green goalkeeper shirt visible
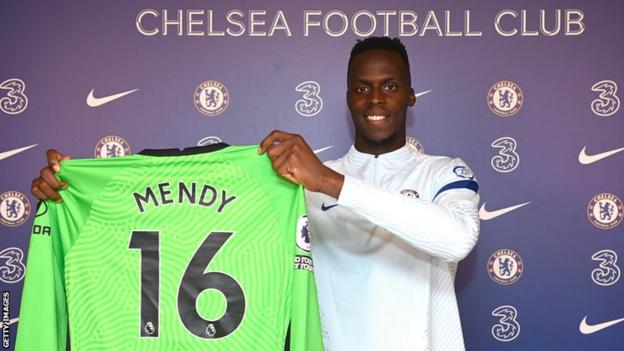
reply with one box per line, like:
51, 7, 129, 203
16, 144, 323, 351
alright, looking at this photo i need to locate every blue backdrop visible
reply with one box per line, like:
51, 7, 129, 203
1, 1, 623, 350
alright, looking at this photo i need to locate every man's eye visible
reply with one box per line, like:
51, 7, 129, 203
355, 86, 369, 93
384, 84, 398, 91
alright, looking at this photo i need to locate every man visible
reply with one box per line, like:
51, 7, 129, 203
32, 37, 479, 350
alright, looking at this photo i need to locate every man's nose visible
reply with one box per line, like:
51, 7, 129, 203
369, 87, 384, 105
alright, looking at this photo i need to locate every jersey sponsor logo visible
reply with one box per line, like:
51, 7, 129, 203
491, 137, 519, 173
320, 203, 338, 211
194, 80, 229, 116
0, 144, 37, 161
587, 193, 622, 230
86, 88, 138, 107
591, 80, 620, 117
487, 80, 523, 117
579, 315, 624, 335
0, 248, 25, 283
0, 78, 28, 115
591, 249, 620, 286
487, 249, 524, 285
453, 165, 474, 179
578, 145, 624, 165
94, 135, 131, 158
400, 189, 420, 199
406, 137, 424, 154
479, 202, 530, 221
491, 305, 520, 342
0, 191, 31, 227
295, 81, 323, 117
296, 215, 311, 252
197, 136, 223, 146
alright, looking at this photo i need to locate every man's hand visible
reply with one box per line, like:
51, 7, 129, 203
259, 130, 344, 198
31, 149, 70, 202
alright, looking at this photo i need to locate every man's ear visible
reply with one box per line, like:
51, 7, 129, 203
408, 88, 416, 106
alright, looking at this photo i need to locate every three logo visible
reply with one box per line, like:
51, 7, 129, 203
295, 81, 323, 117
491, 305, 520, 342
491, 137, 519, 173
0, 247, 26, 283
0, 78, 28, 115
591, 80, 620, 117
591, 249, 620, 286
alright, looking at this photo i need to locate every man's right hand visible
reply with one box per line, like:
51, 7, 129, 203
31, 149, 71, 202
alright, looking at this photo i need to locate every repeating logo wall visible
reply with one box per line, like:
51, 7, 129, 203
2, 3, 623, 351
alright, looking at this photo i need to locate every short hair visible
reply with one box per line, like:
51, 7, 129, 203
347, 36, 411, 84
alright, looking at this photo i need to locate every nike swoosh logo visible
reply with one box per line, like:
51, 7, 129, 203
313, 145, 333, 154
415, 90, 432, 98
321, 203, 338, 211
479, 202, 530, 221
86, 88, 138, 107
0, 317, 19, 328
578, 146, 624, 165
0, 144, 38, 161
579, 316, 624, 334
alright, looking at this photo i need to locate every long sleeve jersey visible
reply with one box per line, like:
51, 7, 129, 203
305, 144, 480, 351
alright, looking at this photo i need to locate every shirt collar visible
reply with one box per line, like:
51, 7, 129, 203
345, 143, 415, 166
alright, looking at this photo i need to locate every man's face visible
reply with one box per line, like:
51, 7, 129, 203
347, 49, 415, 155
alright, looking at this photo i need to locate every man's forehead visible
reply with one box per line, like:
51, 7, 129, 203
348, 50, 409, 79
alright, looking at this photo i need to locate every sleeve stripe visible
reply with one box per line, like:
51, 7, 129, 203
433, 180, 479, 200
